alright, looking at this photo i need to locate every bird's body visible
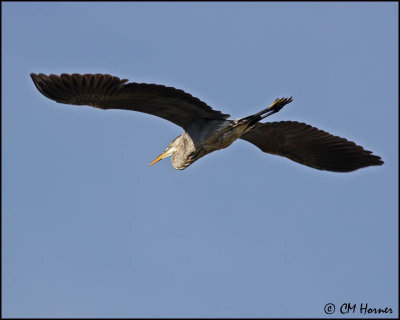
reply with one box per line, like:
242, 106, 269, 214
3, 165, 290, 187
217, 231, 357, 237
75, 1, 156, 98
30, 73, 383, 172
166, 118, 251, 169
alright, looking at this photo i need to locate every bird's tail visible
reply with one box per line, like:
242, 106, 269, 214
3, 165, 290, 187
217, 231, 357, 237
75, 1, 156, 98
235, 97, 293, 128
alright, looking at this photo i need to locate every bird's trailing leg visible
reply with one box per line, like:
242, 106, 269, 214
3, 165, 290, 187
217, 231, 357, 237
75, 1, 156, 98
237, 97, 293, 128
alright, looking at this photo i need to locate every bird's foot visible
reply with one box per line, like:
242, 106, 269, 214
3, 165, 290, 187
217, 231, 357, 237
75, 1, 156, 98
267, 97, 293, 113
259, 97, 293, 120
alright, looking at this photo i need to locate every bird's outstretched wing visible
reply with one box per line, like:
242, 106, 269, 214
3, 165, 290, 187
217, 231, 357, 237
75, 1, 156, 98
240, 121, 383, 172
30, 73, 230, 129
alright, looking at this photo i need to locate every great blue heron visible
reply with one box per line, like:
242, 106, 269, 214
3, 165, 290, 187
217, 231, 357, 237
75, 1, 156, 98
30, 73, 383, 172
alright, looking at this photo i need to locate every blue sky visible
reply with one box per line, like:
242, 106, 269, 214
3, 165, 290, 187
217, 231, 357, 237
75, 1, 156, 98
2, 2, 398, 318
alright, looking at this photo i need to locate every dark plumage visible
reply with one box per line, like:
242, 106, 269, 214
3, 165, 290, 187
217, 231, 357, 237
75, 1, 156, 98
31, 73, 229, 129
31, 73, 383, 172
240, 121, 382, 172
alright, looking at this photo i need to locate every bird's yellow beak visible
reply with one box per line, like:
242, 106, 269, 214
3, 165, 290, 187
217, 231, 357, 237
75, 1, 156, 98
148, 146, 175, 166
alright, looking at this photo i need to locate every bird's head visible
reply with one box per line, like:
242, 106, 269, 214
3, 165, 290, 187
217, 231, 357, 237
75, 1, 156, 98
148, 140, 178, 167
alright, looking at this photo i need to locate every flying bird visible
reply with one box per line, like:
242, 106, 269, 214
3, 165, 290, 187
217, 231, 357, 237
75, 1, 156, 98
30, 73, 383, 172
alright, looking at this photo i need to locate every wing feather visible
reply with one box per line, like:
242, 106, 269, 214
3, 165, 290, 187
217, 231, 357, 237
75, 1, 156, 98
31, 73, 230, 129
240, 121, 383, 172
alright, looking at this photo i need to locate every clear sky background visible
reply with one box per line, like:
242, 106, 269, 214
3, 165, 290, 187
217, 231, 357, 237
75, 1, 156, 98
2, 2, 398, 318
